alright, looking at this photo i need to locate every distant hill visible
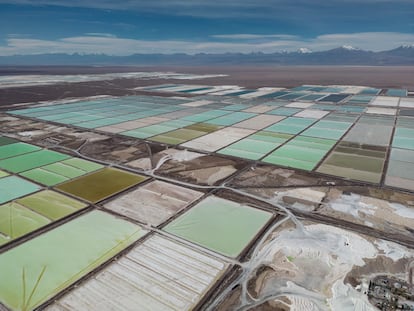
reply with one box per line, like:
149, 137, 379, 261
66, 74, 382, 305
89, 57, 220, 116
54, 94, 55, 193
0, 46, 413, 66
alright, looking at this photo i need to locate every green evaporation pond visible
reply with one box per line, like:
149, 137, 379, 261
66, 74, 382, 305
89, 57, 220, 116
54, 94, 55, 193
41, 162, 86, 179
56, 168, 147, 203
302, 120, 352, 139
0, 137, 18, 146
252, 131, 293, 143
60, 158, 103, 172
317, 142, 386, 183
0, 170, 8, 178
158, 119, 194, 128
0, 202, 50, 243
219, 148, 265, 160
20, 158, 104, 186
20, 168, 69, 186
265, 117, 315, 134
219, 140, 276, 160
0, 210, 148, 311
263, 137, 336, 171
0, 150, 70, 173
150, 128, 205, 145
185, 123, 221, 133
218, 132, 293, 160
0, 176, 41, 204
0, 143, 41, 160
302, 127, 345, 140
17, 190, 87, 220
164, 196, 272, 258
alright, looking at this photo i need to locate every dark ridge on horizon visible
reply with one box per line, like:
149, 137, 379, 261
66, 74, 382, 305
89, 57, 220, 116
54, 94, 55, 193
0, 45, 413, 66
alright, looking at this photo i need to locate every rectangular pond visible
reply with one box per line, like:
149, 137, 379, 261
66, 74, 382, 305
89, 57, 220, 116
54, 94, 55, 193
0, 190, 87, 246
45, 234, 228, 311
164, 196, 272, 258
104, 180, 203, 226
0, 210, 148, 311
56, 168, 148, 203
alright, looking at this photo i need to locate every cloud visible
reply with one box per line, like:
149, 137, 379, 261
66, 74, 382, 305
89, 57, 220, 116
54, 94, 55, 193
211, 34, 299, 40
0, 32, 413, 56
84, 33, 116, 38
313, 32, 414, 51
1, 0, 413, 18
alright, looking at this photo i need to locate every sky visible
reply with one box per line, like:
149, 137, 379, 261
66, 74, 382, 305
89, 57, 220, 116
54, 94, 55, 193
0, 0, 413, 55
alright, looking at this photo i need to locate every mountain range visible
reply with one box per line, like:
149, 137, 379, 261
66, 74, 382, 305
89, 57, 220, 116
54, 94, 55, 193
0, 45, 413, 66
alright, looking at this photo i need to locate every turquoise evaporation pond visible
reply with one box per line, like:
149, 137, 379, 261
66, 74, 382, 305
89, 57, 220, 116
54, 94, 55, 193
121, 118, 195, 138
386, 88, 407, 97
387, 148, 414, 180
122, 124, 177, 139
301, 120, 353, 140
277, 92, 309, 100
298, 94, 328, 101
263, 136, 336, 171
179, 87, 214, 93
323, 113, 358, 123
0, 210, 148, 311
10, 96, 189, 128
320, 87, 346, 93
11, 101, 111, 118
345, 95, 374, 104
267, 107, 301, 116
337, 105, 366, 113
70, 119, 123, 129
182, 110, 231, 122
307, 86, 327, 92
264, 117, 316, 134
259, 91, 290, 99
159, 119, 195, 128
143, 84, 177, 90
221, 104, 251, 111
218, 131, 293, 160
225, 90, 256, 96
206, 112, 256, 126
392, 128, 414, 150
0, 176, 41, 204
360, 88, 382, 95
289, 86, 314, 92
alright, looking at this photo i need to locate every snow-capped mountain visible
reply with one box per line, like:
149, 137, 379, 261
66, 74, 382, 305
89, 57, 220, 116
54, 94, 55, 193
297, 48, 313, 54
341, 45, 361, 51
